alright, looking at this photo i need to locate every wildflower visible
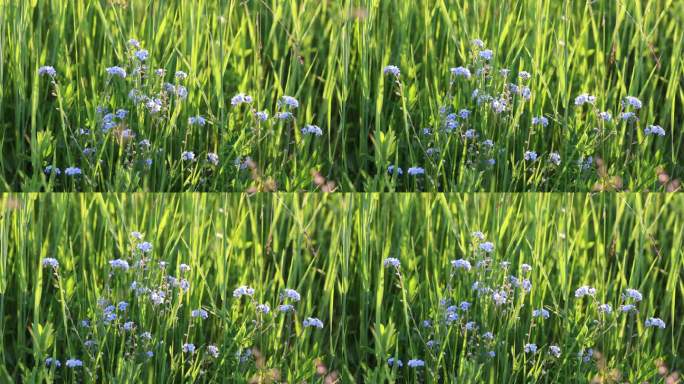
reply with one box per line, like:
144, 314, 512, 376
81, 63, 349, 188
84, 340, 96, 348
117, 301, 129, 311
488, 351, 496, 357
407, 359, 425, 368
459, 301, 471, 311
207, 345, 220, 358
471, 39, 485, 48
183, 343, 196, 354
207, 152, 219, 166
407, 167, 425, 176
598, 304, 612, 314
179, 279, 190, 292
275, 111, 293, 120
387, 165, 404, 176
471, 231, 485, 240
42, 258, 59, 269
623, 96, 642, 109
518, 71, 531, 80
479, 242, 495, 253
532, 116, 549, 127
479, 49, 493, 60
44, 165, 61, 175
383, 65, 400, 77
282, 288, 301, 302
191, 309, 209, 319
188, 116, 206, 126
524, 151, 538, 161
522, 279, 532, 292
175, 86, 188, 99
109, 259, 130, 271
619, 304, 636, 313
145, 98, 163, 114
301, 125, 323, 136
175, 71, 188, 81
520, 86, 532, 100
549, 345, 561, 358
181, 151, 195, 161
465, 321, 478, 331
532, 308, 550, 319
65, 167, 82, 176
521, 264, 532, 273
231, 93, 253, 106
580, 348, 594, 363
140, 331, 152, 340
38, 66, 57, 77
256, 304, 270, 314
150, 290, 165, 305
106, 66, 127, 78
233, 285, 255, 298
645, 317, 666, 329
549, 152, 561, 166
115, 109, 129, 119
146, 351, 154, 358
65, 359, 83, 368
426, 340, 439, 349
155, 68, 165, 77
463, 129, 478, 139
574, 93, 596, 106
451, 259, 472, 271
623, 288, 643, 302
575, 285, 596, 298
383, 257, 401, 268
134, 49, 149, 61
482, 332, 494, 340
45, 358, 61, 368
458, 109, 471, 119
81, 319, 90, 328
482, 139, 494, 148
137, 242, 153, 253
278, 96, 299, 109
492, 290, 507, 305
451, 66, 471, 78
255, 110, 269, 121
387, 357, 403, 367
598, 111, 612, 121
278, 304, 294, 312
491, 98, 506, 113
128, 38, 141, 48
524, 343, 538, 354
303, 317, 324, 328
123, 321, 135, 331
620, 112, 637, 122
644, 125, 665, 136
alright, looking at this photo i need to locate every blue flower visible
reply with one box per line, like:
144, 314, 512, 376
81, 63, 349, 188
65, 167, 82, 176
301, 124, 323, 136
644, 125, 665, 136
38, 66, 57, 77
450, 66, 471, 78
645, 317, 666, 329
134, 49, 149, 61
191, 309, 209, 319
383, 257, 401, 268
231, 93, 253, 106
303, 317, 324, 328
278, 96, 299, 109
65, 359, 83, 368
407, 359, 425, 368
106, 66, 127, 78
42, 257, 59, 269
233, 285, 255, 298
188, 115, 207, 126
383, 65, 400, 77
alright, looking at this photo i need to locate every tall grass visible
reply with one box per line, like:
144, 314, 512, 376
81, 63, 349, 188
0, 193, 681, 382
0, 0, 682, 191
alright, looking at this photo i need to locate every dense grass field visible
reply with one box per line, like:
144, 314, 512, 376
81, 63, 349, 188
1, 0, 682, 191
0, 193, 681, 382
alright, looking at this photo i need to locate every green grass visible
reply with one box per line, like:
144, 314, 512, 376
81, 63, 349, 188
0, 0, 682, 191
0, 193, 681, 382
